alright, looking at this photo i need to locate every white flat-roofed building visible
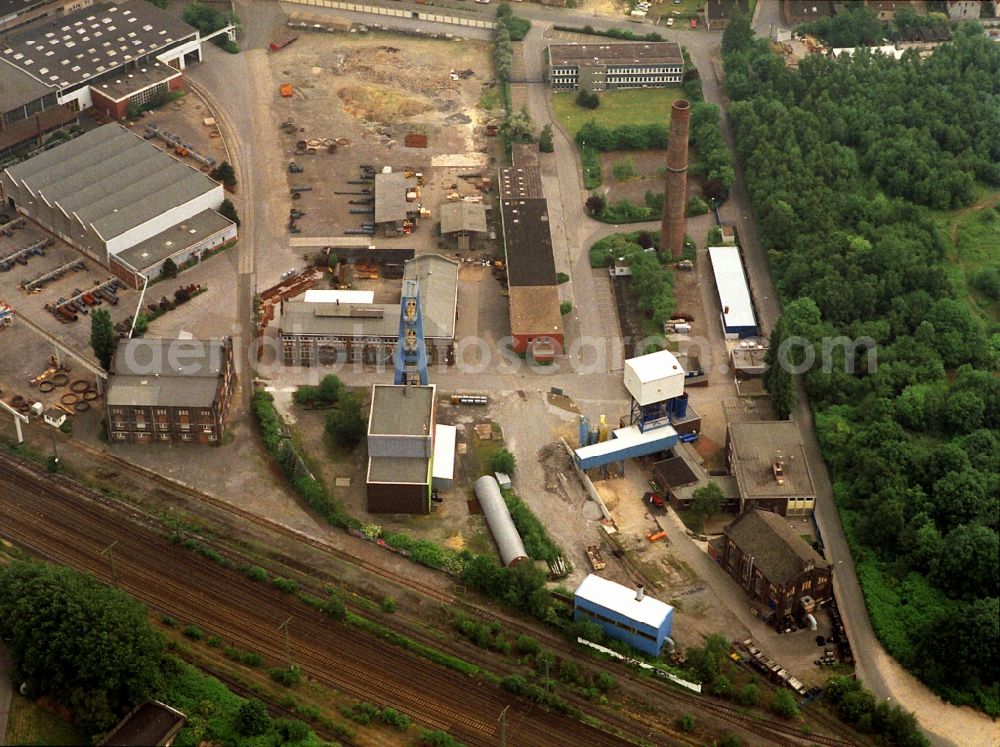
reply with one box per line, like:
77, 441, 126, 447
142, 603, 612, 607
708, 246, 758, 338
573, 574, 674, 656
624, 349, 685, 406
302, 289, 374, 305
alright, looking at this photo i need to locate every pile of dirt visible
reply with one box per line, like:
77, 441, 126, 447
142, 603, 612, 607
333, 46, 457, 96
337, 85, 434, 123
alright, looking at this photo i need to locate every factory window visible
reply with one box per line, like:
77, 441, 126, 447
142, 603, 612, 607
178, 409, 189, 416
113, 431, 126, 440
200, 409, 211, 417
180, 423, 191, 431
207, 434, 217, 442
128, 81, 168, 108
159, 433, 170, 440
156, 408, 167, 415
113, 421, 125, 429
180, 433, 192, 441
801, 579, 812, 592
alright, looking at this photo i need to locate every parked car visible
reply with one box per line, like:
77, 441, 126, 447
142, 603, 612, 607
666, 17, 674, 25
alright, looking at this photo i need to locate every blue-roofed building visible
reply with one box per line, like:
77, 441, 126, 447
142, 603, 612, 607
573, 574, 674, 656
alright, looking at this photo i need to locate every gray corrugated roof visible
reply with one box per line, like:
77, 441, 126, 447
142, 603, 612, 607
5, 123, 220, 242
474, 475, 528, 567
725, 509, 829, 586
440, 201, 486, 235
0, 57, 55, 111
374, 172, 415, 224
280, 254, 458, 340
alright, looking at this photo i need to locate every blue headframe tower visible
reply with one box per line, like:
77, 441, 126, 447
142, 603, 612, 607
394, 279, 428, 386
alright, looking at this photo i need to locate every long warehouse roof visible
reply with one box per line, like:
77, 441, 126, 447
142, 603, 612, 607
708, 246, 756, 332
3, 123, 220, 242
574, 573, 673, 629
501, 198, 557, 286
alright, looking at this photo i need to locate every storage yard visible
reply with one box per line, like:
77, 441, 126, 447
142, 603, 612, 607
266, 32, 500, 250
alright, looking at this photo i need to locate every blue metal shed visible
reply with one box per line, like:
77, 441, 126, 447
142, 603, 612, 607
573, 574, 674, 656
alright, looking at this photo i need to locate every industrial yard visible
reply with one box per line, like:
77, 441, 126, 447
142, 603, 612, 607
265, 32, 500, 250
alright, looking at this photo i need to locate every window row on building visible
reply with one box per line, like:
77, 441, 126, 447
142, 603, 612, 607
575, 606, 658, 643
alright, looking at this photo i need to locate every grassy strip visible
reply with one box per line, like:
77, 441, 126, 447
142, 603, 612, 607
502, 489, 566, 565
344, 612, 480, 676
552, 24, 663, 42
161, 657, 324, 747
251, 391, 358, 531
581, 147, 602, 189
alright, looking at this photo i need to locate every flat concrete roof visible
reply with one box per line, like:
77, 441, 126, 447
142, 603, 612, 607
0, 56, 55, 110
728, 420, 815, 499
90, 60, 180, 101
432, 423, 456, 482
501, 198, 557, 287
1, 1, 197, 90
368, 384, 434, 437
548, 41, 682, 67
509, 285, 563, 338
708, 246, 756, 332
115, 208, 232, 273
368, 456, 430, 484
3, 123, 221, 243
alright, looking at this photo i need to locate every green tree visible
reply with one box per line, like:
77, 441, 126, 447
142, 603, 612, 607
161, 257, 178, 279
218, 197, 240, 227
489, 448, 517, 475
763, 318, 797, 419
932, 524, 999, 599
501, 107, 535, 144
738, 683, 759, 707
771, 689, 799, 718
236, 698, 271, 736
90, 308, 116, 370
538, 124, 554, 153
325, 392, 366, 447
210, 160, 237, 189
0, 561, 164, 734
585, 194, 607, 216
318, 374, 343, 404
576, 89, 600, 109
691, 482, 725, 520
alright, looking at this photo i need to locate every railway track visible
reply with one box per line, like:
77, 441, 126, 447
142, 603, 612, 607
3, 443, 862, 746
0, 454, 633, 747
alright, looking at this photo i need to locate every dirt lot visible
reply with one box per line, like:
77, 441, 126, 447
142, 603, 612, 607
0, 222, 140, 354
265, 31, 503, 255
125, 91, 230, 178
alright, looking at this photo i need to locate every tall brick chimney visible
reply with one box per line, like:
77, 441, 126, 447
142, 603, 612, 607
659, 99, 691, 259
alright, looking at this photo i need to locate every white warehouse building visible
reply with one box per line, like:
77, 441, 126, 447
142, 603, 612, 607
1, 123, 236, 287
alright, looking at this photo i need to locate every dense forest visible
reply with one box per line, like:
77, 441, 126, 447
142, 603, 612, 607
722, 18, 999, 715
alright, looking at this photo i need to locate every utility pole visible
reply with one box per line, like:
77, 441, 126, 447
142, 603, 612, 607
279, 617, 292, 669
498, 704, 510, 747
102, 541, 119, 587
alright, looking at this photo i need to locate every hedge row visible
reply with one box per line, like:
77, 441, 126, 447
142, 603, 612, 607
576, 121, 669, 152
251, 391, 357, 530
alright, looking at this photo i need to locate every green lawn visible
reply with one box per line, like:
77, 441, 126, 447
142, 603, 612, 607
551, 88, 685, 140
5, 694, 87, 746
935, 191, 1000, 323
